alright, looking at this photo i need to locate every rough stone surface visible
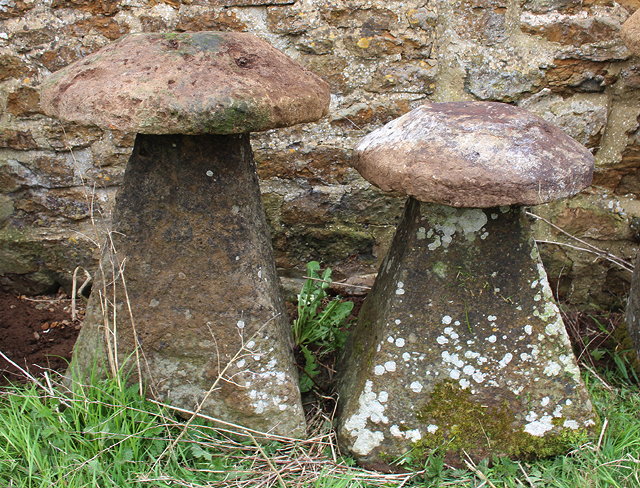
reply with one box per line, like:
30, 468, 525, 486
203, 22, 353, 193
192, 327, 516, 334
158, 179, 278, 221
353, 102, 594, 208
621, 8, 640, 55
626, 252, 640, 357
40, 32, 330, 135
337, 199, 597, 467
70, 134, 306, 436
1, 0, 640, 309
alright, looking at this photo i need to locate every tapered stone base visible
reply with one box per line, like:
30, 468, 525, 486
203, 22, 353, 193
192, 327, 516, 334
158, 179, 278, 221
71, 134, 305, 437
337, 198, 596, 468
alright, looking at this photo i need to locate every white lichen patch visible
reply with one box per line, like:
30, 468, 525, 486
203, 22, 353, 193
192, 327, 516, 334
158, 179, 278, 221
426, 207, 489, 249
427, 424, 439, 434
395, 282, 405, 295
410, 381, 423, 393
442, 315, 452, 325
384, 361, 397, 372
563, 420, 579, 429
374, 365, 386, 376
543, 361, 561, 376
524, 325, 533, 335
498, 353, 513, 369
395, 338, 406, 347
524, 415, 554, 437
486, 335, 497, 343
343, 380, 389, 455
417, 227, 426, 240
437, 336, 449, 345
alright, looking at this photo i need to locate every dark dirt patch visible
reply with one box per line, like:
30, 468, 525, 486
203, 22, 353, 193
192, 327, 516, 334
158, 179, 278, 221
0, 292, 84, 385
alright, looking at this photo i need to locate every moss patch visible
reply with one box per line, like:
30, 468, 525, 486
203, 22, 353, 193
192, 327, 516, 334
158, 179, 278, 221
411, 381, 590, 466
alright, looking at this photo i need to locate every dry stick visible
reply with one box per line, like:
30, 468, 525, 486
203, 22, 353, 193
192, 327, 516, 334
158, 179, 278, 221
71, 266, 92, 321
536, 239, 633, 272
596, 417, 609, 452
148, 400, 327, 446
463, 451, 499, 488
116, 259, 148, 397
246, 431, 288, 488
301, 276, 372, 290
526, 211, 634, 272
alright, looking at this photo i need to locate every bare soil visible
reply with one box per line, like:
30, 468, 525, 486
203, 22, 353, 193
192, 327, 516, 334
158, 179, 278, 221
0, 291, 84, 385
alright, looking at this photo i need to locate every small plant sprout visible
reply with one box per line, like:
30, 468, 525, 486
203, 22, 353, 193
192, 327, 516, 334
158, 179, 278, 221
293, 261, 354, 393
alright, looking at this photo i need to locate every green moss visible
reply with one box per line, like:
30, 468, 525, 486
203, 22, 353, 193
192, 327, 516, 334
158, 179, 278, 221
409, 381, 590, 466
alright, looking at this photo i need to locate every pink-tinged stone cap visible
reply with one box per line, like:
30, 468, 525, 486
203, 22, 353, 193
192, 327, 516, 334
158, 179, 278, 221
621, 9, 640, 56
352, 102, 594, 208
40, 32, 330, 135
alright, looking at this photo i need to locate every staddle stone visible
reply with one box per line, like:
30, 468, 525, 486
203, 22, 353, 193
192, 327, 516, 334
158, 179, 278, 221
40, 32, 331, 437
336, 102, 597, 468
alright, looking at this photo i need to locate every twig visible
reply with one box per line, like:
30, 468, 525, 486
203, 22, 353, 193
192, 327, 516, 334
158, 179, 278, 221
246, 431, 288, 488
71, 266, 92, 321
463, 451, 499, 488
526, 211, 634, 272
302, 276, 371, 290
596, 418, 609, 452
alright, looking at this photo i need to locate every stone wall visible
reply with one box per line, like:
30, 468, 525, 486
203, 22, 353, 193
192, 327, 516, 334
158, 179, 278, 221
1, 0, 639, 309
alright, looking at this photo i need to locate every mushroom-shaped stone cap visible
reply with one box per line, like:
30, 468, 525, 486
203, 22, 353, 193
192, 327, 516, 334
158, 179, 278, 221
621, 9, 640, 56
40, 32, 330, 135
353, 102, 594, 208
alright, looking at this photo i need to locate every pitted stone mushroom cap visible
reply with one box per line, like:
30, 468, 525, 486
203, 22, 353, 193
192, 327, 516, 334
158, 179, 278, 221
621, 9, 640, 56
40, 32, 330, 135
353, 102, 594, 208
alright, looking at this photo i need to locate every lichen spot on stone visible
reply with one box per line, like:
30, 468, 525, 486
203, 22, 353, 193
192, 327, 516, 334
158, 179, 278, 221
343, 380, 388, 455
384, 361, 397, 372
237, 319, 245, 329
442, 315, 452, 325
417, 227, 426, 240
524, 325, 533, 335
374, 365, 385, 376
395, 338, 406, 347
543, 361, 561, 376
427, 424, 439, 434
432, 261, 447, 278
563, 420, 579, 429
486, 335, 497, 343
396, 282, 405, 295
524, 415, 554, 437
410, 381, 423, 393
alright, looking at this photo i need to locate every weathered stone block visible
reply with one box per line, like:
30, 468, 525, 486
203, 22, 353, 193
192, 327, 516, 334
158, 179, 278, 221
176, 8, 247, 32
337, 200, 597, 467
520, 5, 627, 46
0, 54, 32, 81
71, 134, 307, 436
7, 85, 41, 117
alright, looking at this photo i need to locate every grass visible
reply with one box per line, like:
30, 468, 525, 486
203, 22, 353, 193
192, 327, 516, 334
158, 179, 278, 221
1, 364, 639, 487
1, 282, 639, 486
